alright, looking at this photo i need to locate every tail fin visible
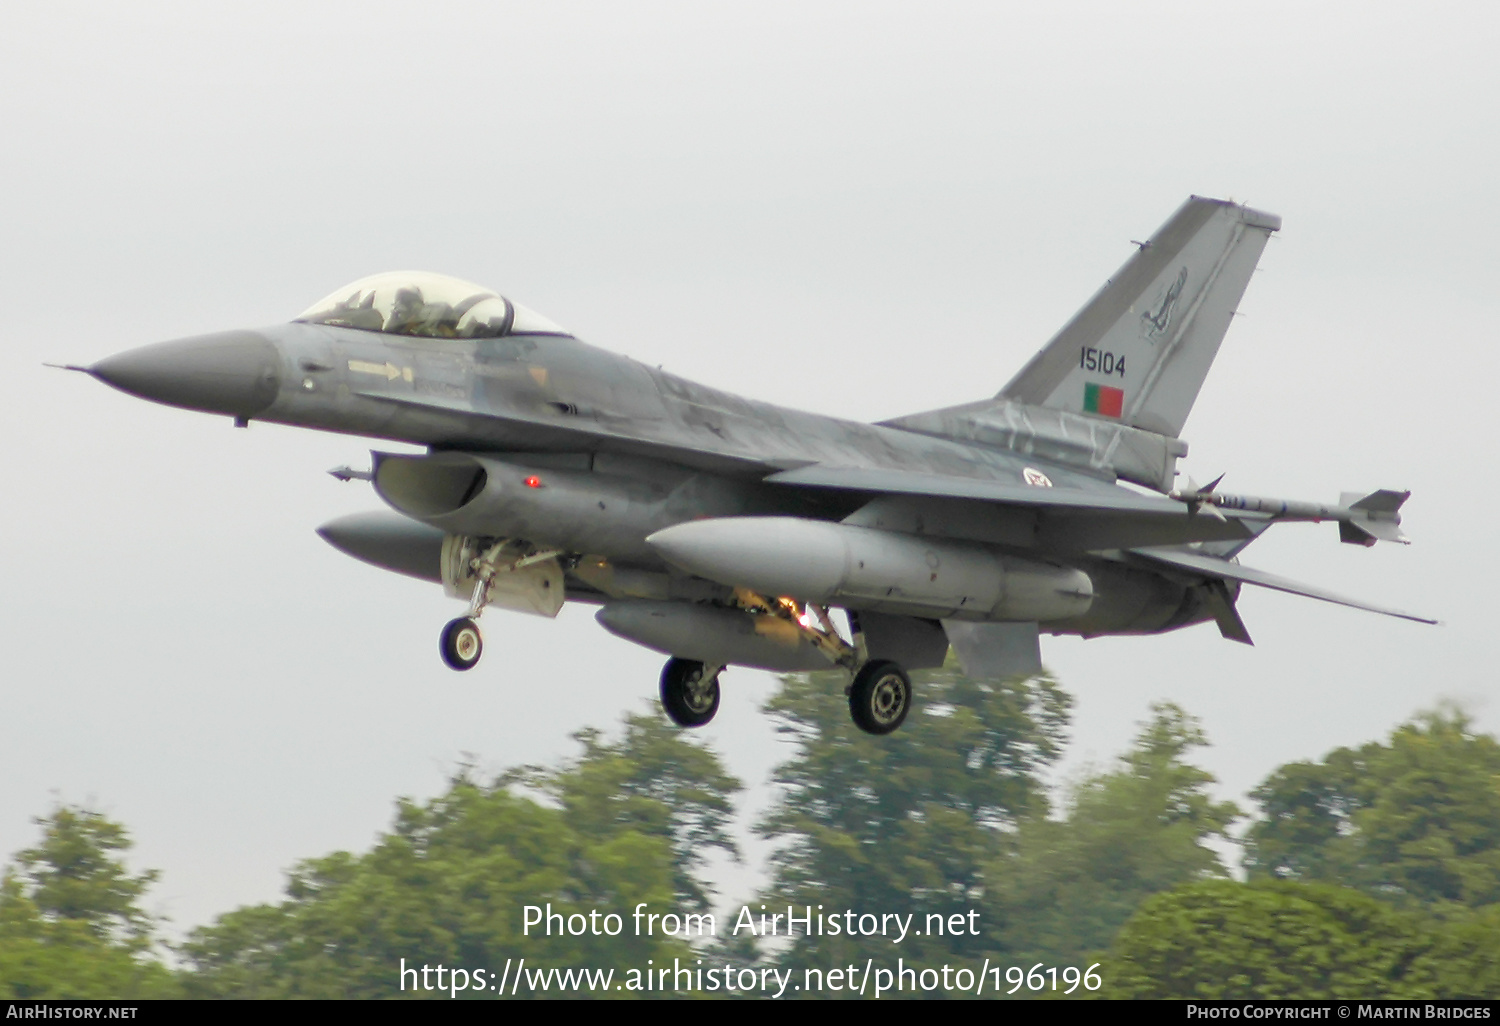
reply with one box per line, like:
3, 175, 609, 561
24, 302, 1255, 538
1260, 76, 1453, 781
1001, 196, 1280, 437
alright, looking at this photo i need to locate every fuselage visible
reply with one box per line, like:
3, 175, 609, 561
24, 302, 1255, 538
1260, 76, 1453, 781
262, 321, 1117, 489
90, 319, 1218, 639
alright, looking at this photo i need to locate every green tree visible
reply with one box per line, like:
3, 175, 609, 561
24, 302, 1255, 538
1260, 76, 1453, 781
756, 662, 1070, 970
183, 711, 740, 998
1405, 903, 1500, 997
1106, 880, 1433, 999
0, 805, 176, 999
986, 703, 1241, 965
1109, 707, 1500, 1001
518, 712, 741, 912
1244, 706, 1500, 911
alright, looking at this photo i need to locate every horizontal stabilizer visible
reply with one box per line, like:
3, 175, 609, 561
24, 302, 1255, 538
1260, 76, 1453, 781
1192, 518, 1276, 560
1131, 547, 1437, 625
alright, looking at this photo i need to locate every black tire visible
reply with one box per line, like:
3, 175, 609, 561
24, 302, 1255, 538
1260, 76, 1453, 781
849, 660, 911, 735
659, 657, 720, 728
440, 617, 483, 671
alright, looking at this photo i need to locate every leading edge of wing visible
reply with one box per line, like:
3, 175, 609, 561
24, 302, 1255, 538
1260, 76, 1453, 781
351, 389, 791, 476
765, 463, 1194, 516
1130, 547, 1439, 625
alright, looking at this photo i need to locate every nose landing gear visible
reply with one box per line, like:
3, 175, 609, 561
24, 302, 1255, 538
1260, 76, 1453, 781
437, 539, 561, 672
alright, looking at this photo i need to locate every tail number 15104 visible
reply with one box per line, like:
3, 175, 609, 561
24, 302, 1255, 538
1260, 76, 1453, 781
1080, 348, 1126, 378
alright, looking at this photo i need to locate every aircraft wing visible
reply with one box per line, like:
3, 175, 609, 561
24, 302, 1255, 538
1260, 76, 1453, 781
1129, 547, 1438, 624
351, 389, 794, 476
765, 464, 1185, 513
763, 463, 1257, 549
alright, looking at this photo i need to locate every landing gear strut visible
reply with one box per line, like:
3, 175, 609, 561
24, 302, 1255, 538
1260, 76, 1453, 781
437, 538, 561, 672
659, 657, 722, 728
724, 593, 916, 735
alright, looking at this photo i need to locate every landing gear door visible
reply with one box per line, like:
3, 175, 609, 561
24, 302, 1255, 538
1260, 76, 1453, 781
859, 612, 949, 670
440, 536, 564, 618
941, 620, 1042, 679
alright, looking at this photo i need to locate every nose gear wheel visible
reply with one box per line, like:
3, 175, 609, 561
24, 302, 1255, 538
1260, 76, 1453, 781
440, 617, 483, 671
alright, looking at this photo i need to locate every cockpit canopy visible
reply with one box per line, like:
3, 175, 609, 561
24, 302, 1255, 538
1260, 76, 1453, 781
295, 271, 566, 339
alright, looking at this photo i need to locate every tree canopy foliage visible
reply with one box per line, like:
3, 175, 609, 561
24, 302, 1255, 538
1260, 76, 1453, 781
1109, 706, 1500, 999
9, 681, 1500, 1000
756, 664, 1240, 979
985, 702, 1241, 965
1107, 879, 1500, 999
515, 715, 740, 912
757, 662, 1068, 951
1108, 880, 1431, 999
0, 806, 176, 999
181, 712, 738, 998
1244, 706, 1500, 911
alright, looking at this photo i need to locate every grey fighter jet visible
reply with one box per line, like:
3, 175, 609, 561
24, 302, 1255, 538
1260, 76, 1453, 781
72, 196, 1433, 735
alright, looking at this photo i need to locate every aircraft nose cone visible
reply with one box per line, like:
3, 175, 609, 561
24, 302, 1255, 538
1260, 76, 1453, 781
90, 330, 281, 419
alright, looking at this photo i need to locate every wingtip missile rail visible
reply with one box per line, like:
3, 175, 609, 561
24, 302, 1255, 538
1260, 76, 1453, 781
1168, 485, 1411, 545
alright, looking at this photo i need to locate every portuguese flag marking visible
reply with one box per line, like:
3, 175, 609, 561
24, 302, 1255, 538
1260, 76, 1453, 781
1083, 383, 1124, 418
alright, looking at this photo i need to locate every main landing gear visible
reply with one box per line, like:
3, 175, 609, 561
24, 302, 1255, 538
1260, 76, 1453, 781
650, 599, 916, 736
659, 657, 723, 728
788, 603, 913, 736
847, 659, 912, 735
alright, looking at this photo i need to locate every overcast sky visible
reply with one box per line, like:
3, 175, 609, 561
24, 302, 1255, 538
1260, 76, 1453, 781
2, 1, 1496, 937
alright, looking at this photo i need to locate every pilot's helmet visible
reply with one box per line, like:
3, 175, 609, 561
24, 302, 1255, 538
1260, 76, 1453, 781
387, 286, 426, 328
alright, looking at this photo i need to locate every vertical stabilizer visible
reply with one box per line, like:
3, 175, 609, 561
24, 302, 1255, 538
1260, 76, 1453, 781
1001, 197, 1279, 438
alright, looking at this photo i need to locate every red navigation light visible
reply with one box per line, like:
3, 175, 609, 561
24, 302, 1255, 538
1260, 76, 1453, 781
524, 475, 543, 489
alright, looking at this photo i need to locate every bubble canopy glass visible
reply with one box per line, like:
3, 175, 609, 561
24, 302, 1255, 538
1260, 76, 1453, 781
295, 271, 565, 339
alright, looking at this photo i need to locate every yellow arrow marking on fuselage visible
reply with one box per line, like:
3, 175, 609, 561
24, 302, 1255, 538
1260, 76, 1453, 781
348, 360, 412, 382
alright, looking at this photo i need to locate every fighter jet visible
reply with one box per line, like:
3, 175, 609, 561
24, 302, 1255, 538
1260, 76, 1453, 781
71, 196, 1433, 735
